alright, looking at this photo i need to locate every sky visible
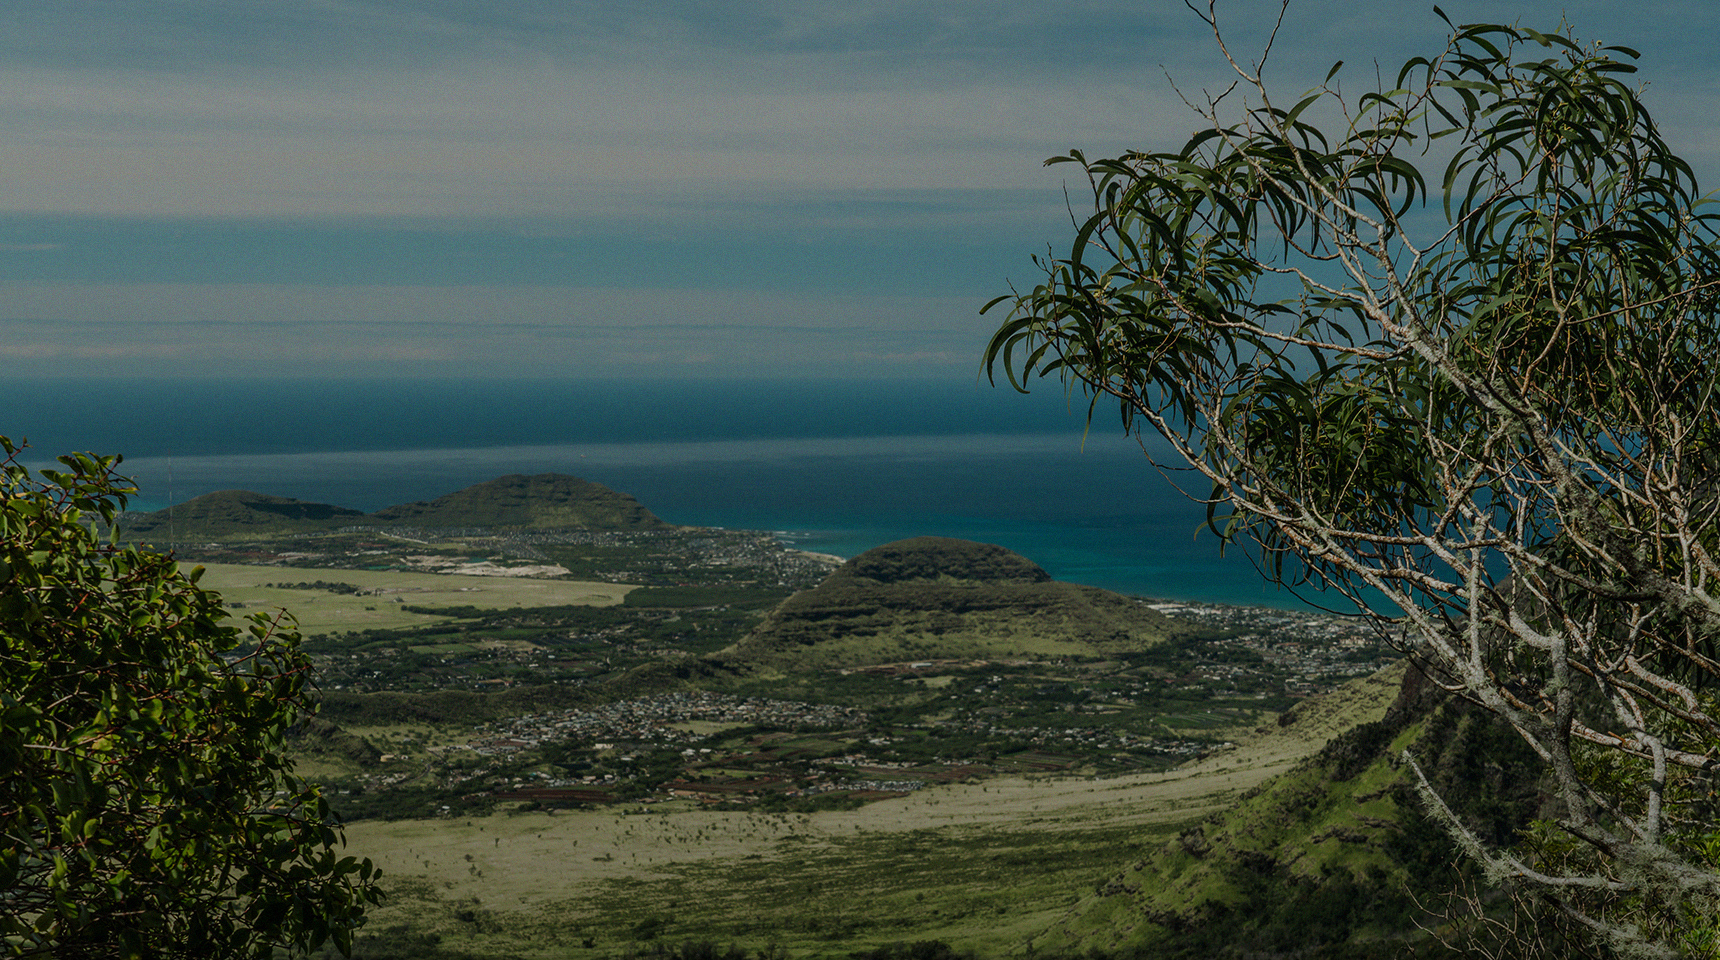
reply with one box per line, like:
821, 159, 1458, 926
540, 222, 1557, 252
2, 1, 1717, 383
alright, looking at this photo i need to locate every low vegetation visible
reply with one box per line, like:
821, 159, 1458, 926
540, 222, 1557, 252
147, 485, 1464, 959
1042, 669, 1541, 959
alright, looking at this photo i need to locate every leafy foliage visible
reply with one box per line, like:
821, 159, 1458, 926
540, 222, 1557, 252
0, 439, 381, 957
987, 7, 1720, 956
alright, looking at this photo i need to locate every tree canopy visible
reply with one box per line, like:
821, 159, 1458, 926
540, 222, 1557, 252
0, 439, 381, 957
987, 5, 1720, 956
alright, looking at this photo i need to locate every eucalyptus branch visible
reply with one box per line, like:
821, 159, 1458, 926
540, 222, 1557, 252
986, 10, 1720, 955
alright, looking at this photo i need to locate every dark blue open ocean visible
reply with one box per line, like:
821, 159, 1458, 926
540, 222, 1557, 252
4, 377, 1308, 608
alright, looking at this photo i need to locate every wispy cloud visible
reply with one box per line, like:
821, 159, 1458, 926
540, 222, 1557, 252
3, 2, 1705, 222
0, 0, 1712, 379
0, 283, 988, 377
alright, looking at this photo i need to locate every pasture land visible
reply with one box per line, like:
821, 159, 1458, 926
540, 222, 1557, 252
186, 562, 635, 634
342, 712, 1344, 959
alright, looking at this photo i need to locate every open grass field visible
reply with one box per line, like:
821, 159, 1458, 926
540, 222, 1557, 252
341, 665, 1407, 959
186, 562, 636, 634
345, 769, 1246, 959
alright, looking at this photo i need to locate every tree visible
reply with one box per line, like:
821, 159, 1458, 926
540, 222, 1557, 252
986, 5, 1720, 956
0, 439, 381, 957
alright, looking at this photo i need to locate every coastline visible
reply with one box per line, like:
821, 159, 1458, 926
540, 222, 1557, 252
96, 430, 1294, 609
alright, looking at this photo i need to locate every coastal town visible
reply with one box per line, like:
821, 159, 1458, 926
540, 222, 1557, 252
150, 483, 1398, 819
189, 525, 842, 590
315, 592, 1392, 817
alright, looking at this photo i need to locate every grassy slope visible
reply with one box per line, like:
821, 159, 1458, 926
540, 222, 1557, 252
336, 666, 1408, 960
1039, 735, 1419, 957
346, 806, 1155, 959
723, 590, 1197, 672
1033, 662, 1542, 959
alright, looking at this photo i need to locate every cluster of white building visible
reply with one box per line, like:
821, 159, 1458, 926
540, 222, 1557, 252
464, 691, 865, 755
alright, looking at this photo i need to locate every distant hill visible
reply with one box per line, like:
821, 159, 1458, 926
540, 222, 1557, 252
842, 535, 1054, 586
121, 491, 367, 541
719, 536, 1202, 672
122, 472, 671, 542
367, 473, 670, 531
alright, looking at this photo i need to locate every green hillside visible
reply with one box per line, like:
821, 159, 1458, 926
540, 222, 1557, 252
1034, 664, 1542, 959
367, 473, 671, 531
720, 536, 1203, 672
121, 490, 367, 542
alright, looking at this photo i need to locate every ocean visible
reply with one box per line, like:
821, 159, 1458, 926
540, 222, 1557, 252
4, 377, 1308, 609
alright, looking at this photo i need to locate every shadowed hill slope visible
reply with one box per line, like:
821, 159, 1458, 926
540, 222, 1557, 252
121, 490, 367, 541
720, 536, 1203, 671
367, 473, 670, 531
1034, 662, 1542, 959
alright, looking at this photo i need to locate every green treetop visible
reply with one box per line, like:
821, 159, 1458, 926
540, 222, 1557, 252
0, 438, 381, 957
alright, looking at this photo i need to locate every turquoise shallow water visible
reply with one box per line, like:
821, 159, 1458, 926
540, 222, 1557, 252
5, 377, 1309, 608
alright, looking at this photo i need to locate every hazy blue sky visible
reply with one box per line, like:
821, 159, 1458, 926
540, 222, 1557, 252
3, 1, 1716, 381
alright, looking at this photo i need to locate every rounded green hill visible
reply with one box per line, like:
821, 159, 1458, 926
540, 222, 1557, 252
723, 537, 1199, 672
